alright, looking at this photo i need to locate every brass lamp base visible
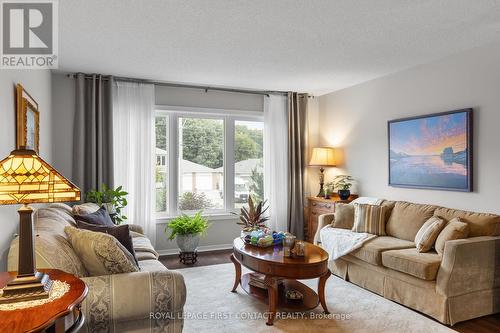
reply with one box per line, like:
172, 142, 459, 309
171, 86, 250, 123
0, 271, 53, 304
316, 167, 326, 197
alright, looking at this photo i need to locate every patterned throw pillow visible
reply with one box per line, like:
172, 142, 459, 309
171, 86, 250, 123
414, 216, 446, 253
352, 204, 387, 235
64, 226, 139, 276
434, 217, 470, 256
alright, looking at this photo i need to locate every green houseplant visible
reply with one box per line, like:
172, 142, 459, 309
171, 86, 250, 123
85, 184, 128, 224
165, 212, 210, 252
327, 175, 354, 200
233, 195, 269, 237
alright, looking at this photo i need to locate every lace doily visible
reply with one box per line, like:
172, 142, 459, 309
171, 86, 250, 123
0, 280, 70, 311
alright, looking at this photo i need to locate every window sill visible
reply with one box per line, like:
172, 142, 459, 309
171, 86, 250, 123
155, 212, 238, 224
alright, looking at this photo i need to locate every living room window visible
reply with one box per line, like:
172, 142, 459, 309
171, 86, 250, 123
155, 108, 264, 218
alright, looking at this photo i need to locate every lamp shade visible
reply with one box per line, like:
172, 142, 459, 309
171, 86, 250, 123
309, 147, 336, 167
0, 149, 80, 205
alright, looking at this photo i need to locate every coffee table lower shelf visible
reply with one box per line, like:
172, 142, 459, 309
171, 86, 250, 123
240, 273, 319, 312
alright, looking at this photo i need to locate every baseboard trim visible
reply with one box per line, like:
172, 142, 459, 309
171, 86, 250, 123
157, 243, 233, 256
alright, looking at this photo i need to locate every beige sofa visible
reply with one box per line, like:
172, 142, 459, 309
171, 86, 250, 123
7, 203, 186, 333
314, 199, 500, 325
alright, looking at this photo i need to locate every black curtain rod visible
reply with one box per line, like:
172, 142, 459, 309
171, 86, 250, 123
65, 73, 296, 97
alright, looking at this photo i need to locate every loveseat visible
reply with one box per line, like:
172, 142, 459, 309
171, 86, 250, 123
314, 199, 500, 325
7, 203, 186, 333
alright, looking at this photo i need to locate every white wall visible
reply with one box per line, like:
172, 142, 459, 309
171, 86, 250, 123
0, 70, 52, 270
155, 85, 263, 111
316, 42, 500, 214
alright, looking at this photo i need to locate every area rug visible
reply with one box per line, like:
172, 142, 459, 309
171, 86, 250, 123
177, 263, 455, 333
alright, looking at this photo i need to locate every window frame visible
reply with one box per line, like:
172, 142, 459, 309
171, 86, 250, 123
155, 105, 263, 222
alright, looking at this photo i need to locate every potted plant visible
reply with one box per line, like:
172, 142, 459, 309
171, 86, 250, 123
234, 195, 269, 237
86, 184, 128, 224
328, 175, 354, 200
165, 212, 210, 252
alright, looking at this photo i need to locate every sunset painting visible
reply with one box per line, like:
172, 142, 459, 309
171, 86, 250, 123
388, 109, 472, 191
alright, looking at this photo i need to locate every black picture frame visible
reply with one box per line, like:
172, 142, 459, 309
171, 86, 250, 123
388, 109, 473, 192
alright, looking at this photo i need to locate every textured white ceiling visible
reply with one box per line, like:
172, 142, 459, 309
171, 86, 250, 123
58, 0, 500, 95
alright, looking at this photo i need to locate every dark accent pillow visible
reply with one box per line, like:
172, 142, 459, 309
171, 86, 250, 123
75, 206, 115, 227
75, 220, 138, 266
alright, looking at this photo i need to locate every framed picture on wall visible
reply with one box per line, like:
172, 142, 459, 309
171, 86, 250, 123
16, 84, 40, 153
388, 109, 473, 192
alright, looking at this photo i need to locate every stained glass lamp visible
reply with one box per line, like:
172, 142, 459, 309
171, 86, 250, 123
0, 149, 80, 303
309, 147, 336, 197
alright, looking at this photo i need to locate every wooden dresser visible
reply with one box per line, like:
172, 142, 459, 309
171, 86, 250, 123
306, 194, 358, 242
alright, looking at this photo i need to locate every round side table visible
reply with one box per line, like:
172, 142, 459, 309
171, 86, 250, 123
0, 269, 88, 333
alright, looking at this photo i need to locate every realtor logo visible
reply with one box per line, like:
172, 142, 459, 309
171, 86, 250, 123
1, 0, 58, 69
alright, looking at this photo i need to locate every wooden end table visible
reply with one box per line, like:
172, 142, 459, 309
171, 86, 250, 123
230, 237, 330, 326
0, 269, 88, 332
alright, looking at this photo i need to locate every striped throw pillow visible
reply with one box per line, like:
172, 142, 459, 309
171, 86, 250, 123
352, 204, 387, 235
414, 216, 446, 253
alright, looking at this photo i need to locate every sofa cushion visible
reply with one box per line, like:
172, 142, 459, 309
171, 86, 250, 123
433, 207, 500, 237
76, 221, 138, 265
386, 201, 438, 241
133, 235, 159, 259
332, 203, 354, 229
352, 204, 387, 235
75, 206, 115, 227
350, 236, 415, 265
382, 248, 441, 281
8, 231, 89, 277
434, 218, 470, 256
65, 226, 139, 276
72, 202, 101, 216
415, 216, 446, 252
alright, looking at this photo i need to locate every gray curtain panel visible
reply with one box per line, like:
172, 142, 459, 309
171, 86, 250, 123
73, 73, 114, 196
287, 92, 308, 239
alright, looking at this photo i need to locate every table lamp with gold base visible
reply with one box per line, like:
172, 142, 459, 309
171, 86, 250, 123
309, 147, 336, 197
0, 149, 80, 304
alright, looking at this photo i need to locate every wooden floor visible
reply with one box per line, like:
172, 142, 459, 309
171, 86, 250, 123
160, 250, 499, 333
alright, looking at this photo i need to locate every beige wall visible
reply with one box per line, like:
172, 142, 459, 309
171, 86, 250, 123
316, 42, 500, 214
0, 70, 52, 270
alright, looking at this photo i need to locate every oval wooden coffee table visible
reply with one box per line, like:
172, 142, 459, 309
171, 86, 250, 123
230, 237, 330, 326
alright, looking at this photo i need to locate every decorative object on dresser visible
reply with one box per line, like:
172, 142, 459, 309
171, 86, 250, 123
306, 194, 358, 242
165, 211, 210, 264
388, 109, 473, 191
230, 237, 331, 326
0, 149, 80, 303
0, 269, 88, 332
308, 147, 336, 197
326, 174, 354, 200
16, 84, 40, 153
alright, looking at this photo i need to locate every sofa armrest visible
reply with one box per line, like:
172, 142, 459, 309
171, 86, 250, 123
436, 236, 500, 297
128, 224, 144, 235
81, 270, 186, 328
313, 213, 335, 245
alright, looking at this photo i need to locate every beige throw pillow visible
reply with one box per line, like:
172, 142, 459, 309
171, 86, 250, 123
435, 218, 470, 256
414, 216, 446, 253
332, 203, 355, 229
352, 204, 387, 235
64, 226, 139, 276
72, 202, 101, 216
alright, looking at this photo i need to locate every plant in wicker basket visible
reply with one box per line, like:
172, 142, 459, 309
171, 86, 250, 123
234, 196, 269, 232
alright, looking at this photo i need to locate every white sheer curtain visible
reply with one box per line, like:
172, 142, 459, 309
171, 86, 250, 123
113, 81, 156, 244
264, 94, 289, 232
